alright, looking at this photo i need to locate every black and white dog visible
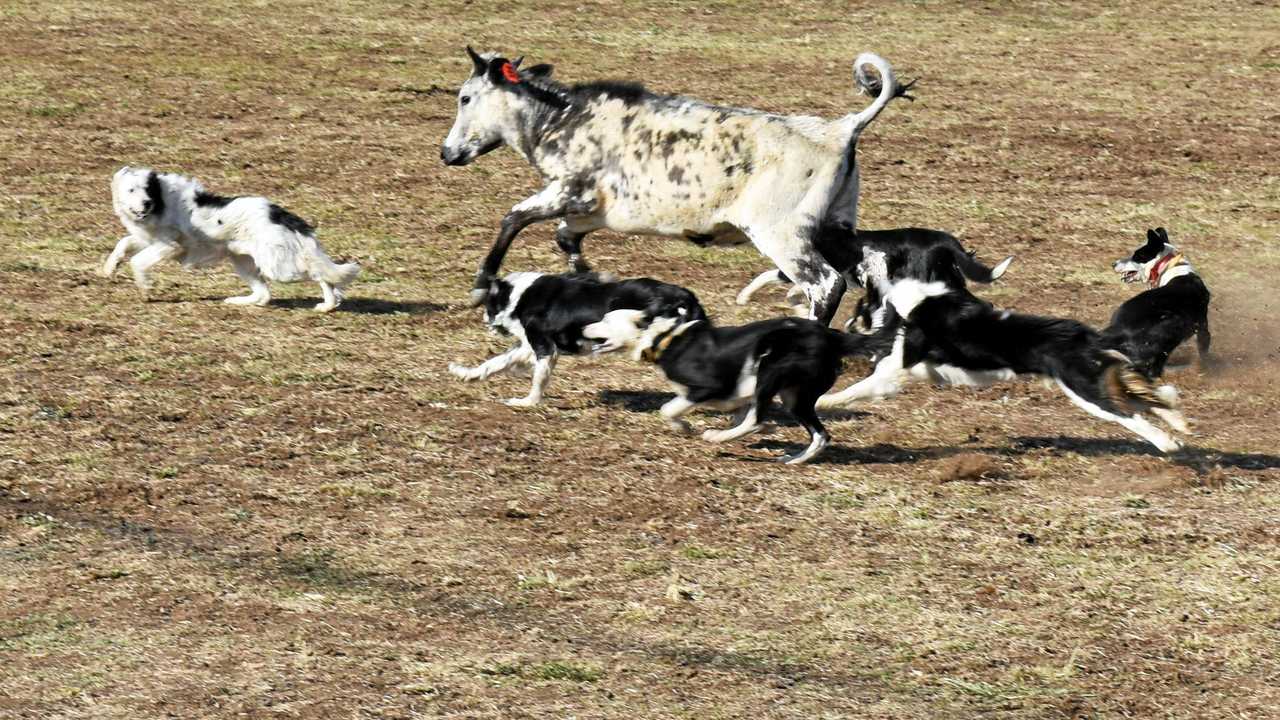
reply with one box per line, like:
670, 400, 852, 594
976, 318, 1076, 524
449, 272, 705, 406
1101, 228, 1211, 377
583, 310, 880, 464
736, 225, 1013, 332
104, 166, 359, 311
817, 250, 1190, 453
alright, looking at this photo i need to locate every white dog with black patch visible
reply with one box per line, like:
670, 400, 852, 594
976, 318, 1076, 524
104, 166, 360, 311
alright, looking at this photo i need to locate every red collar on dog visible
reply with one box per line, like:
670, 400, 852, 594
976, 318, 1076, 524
1148, 252, 1185, 287
501, 62, 521, 84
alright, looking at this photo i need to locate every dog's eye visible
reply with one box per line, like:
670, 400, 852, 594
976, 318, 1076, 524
460, 95, 472, 106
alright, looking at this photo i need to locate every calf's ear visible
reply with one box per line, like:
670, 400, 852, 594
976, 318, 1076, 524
488, 57, 522, 86
466, 45, 487, 76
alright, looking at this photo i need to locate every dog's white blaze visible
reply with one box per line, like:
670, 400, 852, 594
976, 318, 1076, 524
489, 271, 542, 334
582, 308, 647, 354
1054, 379, 1182, 453
885, 279, 949, 319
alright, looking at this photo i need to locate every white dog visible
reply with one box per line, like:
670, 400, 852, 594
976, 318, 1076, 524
104, 166, 359, 311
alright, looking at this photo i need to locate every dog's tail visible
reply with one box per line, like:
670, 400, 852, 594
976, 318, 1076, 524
835, 308, 899, 360
951, 244, 1014, 284
844, 53, 914, 137
301, 236, 360, 288
1100, 349, 1177, 412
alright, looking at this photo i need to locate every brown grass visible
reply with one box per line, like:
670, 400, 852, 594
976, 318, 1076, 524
2, 1, 1280, 718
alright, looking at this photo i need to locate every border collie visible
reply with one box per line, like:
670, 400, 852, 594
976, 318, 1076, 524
104, 166, 359, 311
449, 272, 705, 406
583, 311, 880, 464
736, 225, 1013, 331
817, 250, 1190, 453
1102, 227, 1211, 377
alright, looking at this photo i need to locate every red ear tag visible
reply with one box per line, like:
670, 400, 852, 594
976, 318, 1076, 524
501, 62, 520, 84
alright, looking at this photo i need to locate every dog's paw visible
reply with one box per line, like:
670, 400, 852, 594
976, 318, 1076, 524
224, 295, 260, 306
701, 428, 735, 443
448, 363, 478, 381
503, 396, 539, 408
313, 301, 338, 313
468, 288, 488, 307
98, 263, 117, 278
666, 419, 694, 435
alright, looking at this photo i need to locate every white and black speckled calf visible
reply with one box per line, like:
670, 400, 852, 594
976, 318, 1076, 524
441, 47, 911, 325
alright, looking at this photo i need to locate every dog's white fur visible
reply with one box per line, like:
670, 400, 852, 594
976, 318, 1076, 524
104, 166, 359, 311
447, 272, 555, 406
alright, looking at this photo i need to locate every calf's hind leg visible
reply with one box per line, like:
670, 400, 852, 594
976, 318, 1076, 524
755, 229, 846, 326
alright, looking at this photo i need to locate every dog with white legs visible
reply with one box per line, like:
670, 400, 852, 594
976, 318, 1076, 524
449, 272, 705, 407
583, 309, 882, 464
817, 253, 1191, 453
104, 166, 359, 311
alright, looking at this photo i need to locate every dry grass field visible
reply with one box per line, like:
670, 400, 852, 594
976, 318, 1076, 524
3, 1, 1280, 717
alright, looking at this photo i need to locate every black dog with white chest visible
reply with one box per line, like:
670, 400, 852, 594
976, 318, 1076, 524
1102, 227, 1211, 378
450, 272, 705, 406
583, 310, 880, 464
736, 223, 1013, 331
818, 250, 1192, 453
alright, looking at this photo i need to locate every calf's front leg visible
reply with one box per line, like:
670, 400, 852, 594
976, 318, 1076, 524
470, 183, 580, 306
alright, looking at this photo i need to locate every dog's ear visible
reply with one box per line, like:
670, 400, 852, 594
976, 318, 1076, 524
1155, 227, 1170, 243
1145, 228, 1165, 248
525, 63, 554, 79
145, 171, 165, 214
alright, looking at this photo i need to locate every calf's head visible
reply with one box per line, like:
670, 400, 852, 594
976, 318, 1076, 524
441, 47, 554, 166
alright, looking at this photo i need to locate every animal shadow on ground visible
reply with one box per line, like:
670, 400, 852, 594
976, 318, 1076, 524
268, 297, 446, 314
742, 434, 1280, 473
596, 390, 871, 424
1011, 436, 1280, 473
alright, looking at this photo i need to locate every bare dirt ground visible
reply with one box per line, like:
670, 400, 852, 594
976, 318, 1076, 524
3, 1, 1280, 717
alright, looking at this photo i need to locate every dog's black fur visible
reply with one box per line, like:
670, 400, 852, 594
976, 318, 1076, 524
590, 313, 881, 463
144, 170, 165, 217
1100, 228, 1211, 378
819, 277, 1187, 453
452, 271, 707, 406
486, 273, 706, 357
747, 223, 1011, 331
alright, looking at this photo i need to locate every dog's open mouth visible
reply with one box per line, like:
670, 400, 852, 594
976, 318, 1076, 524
1120, 270, 1140, 283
